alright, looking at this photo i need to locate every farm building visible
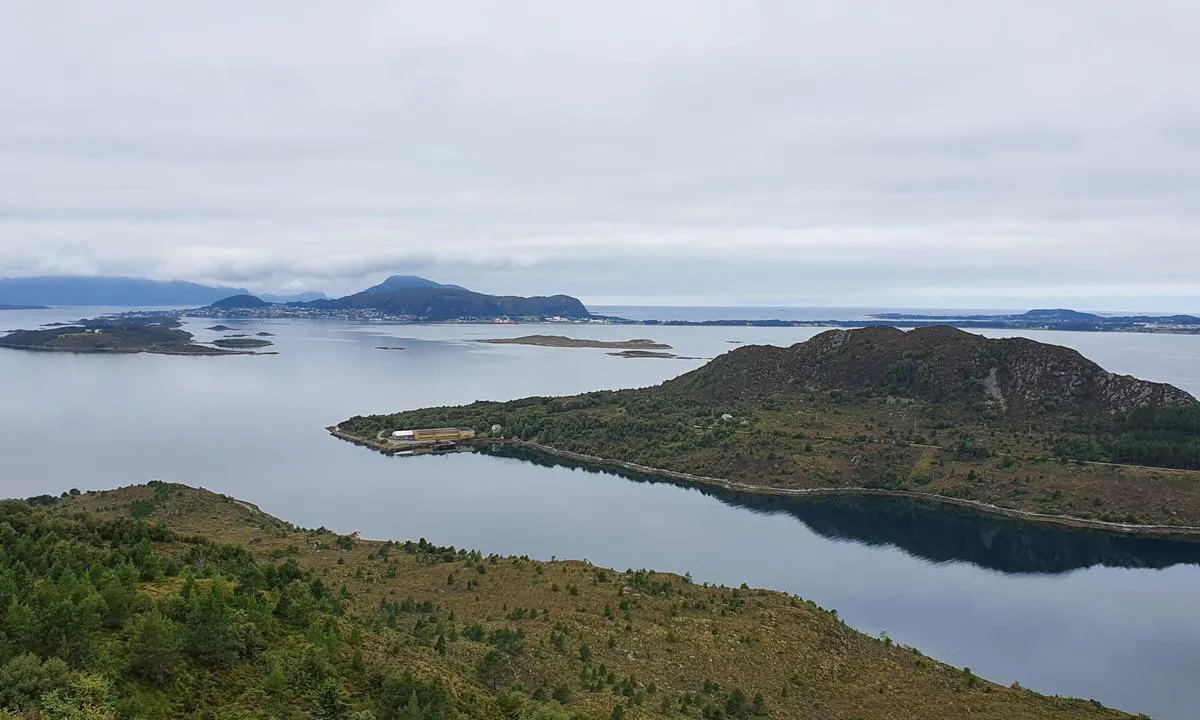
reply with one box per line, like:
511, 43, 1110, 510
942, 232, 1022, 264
391, 427, 476, 443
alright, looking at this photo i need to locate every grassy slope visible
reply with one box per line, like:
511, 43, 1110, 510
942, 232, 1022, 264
43, 483, 1135, 720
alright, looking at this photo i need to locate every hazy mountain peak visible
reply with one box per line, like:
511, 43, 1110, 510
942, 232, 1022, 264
363, 275, 466, 294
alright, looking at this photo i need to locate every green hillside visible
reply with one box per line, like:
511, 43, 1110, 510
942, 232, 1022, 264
339, 327, 1200, 527
0, 483, 1135, 720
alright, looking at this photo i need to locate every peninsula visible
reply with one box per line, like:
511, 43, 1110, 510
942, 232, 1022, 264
0, 481, 1138, 719
0, 317, 260, 356
338, 326, 1200, 529
480, 335, 672, 350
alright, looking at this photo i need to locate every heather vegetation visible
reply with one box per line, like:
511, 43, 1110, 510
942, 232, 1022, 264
0, 483, 1136, 719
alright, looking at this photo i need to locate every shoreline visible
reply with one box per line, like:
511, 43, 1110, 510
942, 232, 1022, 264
327, 425, 1200, 537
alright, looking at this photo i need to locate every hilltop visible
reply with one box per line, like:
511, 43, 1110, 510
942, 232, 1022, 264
0, 482, 1137, 719
363, 275, 468, 294
664, 326, 1196, 425
339, 327, 1200, 527
209, 294, 271, 309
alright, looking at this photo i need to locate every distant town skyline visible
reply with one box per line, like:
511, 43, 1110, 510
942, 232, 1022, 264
2, 2, 1198, 311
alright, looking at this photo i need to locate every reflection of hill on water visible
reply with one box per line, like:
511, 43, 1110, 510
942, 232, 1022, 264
481, 445, 1200, 575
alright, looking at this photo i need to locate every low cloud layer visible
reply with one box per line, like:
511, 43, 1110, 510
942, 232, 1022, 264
2, 2, 1198, 308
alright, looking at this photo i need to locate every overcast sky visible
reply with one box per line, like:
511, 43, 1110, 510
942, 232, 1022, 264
2, 2, 1198, 309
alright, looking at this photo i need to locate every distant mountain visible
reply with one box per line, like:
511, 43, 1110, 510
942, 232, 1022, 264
260, 290, 327, 303
1014, 308, 1104, 322
868, 308, 1200, 331
0, 276, 250, 306
0, 304, 48, 310
362, 275, 466, 294
308, 285, 591, 320
209, 294, 271, 309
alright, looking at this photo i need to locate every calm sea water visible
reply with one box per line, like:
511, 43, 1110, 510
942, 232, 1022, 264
2, 307, 1200, 719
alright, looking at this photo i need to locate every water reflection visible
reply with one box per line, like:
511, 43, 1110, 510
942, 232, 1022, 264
484, 445, 1200, 575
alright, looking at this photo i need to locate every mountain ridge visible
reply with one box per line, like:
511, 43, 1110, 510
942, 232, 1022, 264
0, 275, 325, 306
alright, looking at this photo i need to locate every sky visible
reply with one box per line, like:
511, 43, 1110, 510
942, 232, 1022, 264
1, 1, 1198, 310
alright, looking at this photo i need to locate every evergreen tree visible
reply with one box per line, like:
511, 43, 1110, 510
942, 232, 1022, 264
127, 610, 181, 685
184, 580, 241, 668
317, 678, 348, 720
477, 650, 508, 691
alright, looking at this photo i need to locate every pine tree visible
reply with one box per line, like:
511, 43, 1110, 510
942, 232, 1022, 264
127, 610, 181, 685
317, 678, 348, 720
477, 650, 508, 691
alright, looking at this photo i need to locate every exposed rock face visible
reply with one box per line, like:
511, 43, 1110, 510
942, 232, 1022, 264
665, 326, 1197, 424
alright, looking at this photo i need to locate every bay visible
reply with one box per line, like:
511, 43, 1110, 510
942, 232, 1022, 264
2, 307, 1199, 718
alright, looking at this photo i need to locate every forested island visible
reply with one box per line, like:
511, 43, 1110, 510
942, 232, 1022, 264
340, 326, 1200, 529
0, 482, 1137, 719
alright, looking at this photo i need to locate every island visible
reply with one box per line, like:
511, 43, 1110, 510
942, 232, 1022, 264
181, 276, 597, 323
211, 337, 273, 349
337, 326, 1200, 530
480, 335, 672, 350
0, 317, 253, 356
0, 303, 49, 310
607, 349, 689, 359
0, 481, 1139, 719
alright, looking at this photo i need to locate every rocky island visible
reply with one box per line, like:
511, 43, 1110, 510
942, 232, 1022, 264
480, 335, 672, 349
0, 481, 1141, 719
607, 349, 689, 359
0, 317, 253, 356
338, 326, 1200, 530
212, 337, 274, 349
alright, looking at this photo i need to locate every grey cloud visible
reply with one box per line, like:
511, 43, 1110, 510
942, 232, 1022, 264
0, 1, 1198, 308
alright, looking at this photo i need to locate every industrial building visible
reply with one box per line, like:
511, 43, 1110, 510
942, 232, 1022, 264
390, 427, 476, 443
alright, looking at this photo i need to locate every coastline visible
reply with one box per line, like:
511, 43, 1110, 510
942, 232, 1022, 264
327, 425, 1200, 537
